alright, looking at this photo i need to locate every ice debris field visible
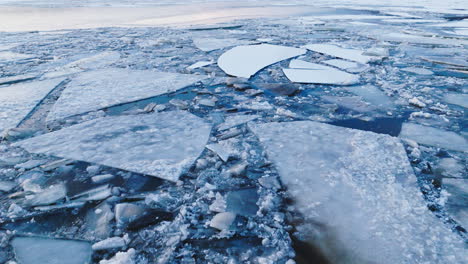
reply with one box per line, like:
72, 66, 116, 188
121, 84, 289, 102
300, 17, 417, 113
0, 1, 467, 263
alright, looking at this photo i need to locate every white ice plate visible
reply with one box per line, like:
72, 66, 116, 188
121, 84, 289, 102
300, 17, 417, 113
15, 111, 211, 182
47, 68, 208, 122
249, 120, 466, 264
303, 43, 376, 64
217, 44, 306, 78
0, 78, 65, 134
399, 123, 468, 152
401, 67, 434, 75
0, 51, 34, 62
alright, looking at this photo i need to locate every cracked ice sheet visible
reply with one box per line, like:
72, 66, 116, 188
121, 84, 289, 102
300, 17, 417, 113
283, 59, 359, 85
217, 44, 306, 78
0, 51, 34, 62
15, 111, 211, 182
47, 68, 208, 122
399, 123, 468, 152
249, 121, 466, 264
303, 44, 376, 64
193, 38, 255, 52
0, 78, 65, 134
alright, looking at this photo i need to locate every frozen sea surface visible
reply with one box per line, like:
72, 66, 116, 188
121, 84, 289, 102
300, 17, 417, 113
0, 1, 467, 263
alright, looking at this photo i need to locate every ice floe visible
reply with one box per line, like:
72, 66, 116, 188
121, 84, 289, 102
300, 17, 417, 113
444, 93, 468, 108
15, 111, 211, 182
401, 67, 434, 75
11, 236, 92, 264
47, 68, 208, 122
303, 44, 376, 64
217, 114, 260, 131
399, 123, 468, 152
187, 60, 214, 70
347, 85, 394, 110
322, 59, 367, 73
283, 59, 360, 85
0, 78, 65, 134
193, 38, 254, 52
217, 44, 306, 78
249, 120, 466, 264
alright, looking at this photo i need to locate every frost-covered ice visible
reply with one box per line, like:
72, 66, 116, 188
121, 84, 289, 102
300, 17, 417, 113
47, 68, 208, 121
444, 93, 468, 108
249, 120, 466, 264
0, 78, 65, 134
11, 236, 92, 264
303, 44, 376, 64
15, 111, 211, 182
399, 123, 468, 152
217, 44, 306, 78
193, 38, 255, 52
283, 59, 360, 85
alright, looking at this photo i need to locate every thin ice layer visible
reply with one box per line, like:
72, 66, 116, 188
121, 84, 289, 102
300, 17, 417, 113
217, 44, 306, 78
47, 68, 208, 122
0, 78, 65, 133
249, 121, 466, 264
12, 237, 92, 264
347, 85, 394, 110
399, 123, 467, 152
15, 111, 211, 182
283, 59, 359, 85
193, 38, 254, 52
303, 44, 375, 64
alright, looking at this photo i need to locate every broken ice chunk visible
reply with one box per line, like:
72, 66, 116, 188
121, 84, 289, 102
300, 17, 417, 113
71, 185, 112, 202
92, 174, 115, 184
249, 120, 466, 264
193, 38, 254, 52
0, 73, 37, 85
303, 44, 376, 64
0, 78, 65, 134
217, 114, 259, 131
92, 236, 127, 251
283, 59, 359, 85
322, 59, 367, 73
209, 212, 236, 231
322, 95, 375, 112
217, 44, 306, 78
347, 85, 394, 110
47, 68, 208, 122
16, 111, 211, 182
11, 236, 91, 264
399, 123, 467, 152
115, 203, 146, 228
0, 181, 16, 192
187, 60, 214, 70
401, 67, 434, 75
99, 248, 136, 264
206, 143, 232, 162
444, 93, 468, 108
23, 183, 67, 207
